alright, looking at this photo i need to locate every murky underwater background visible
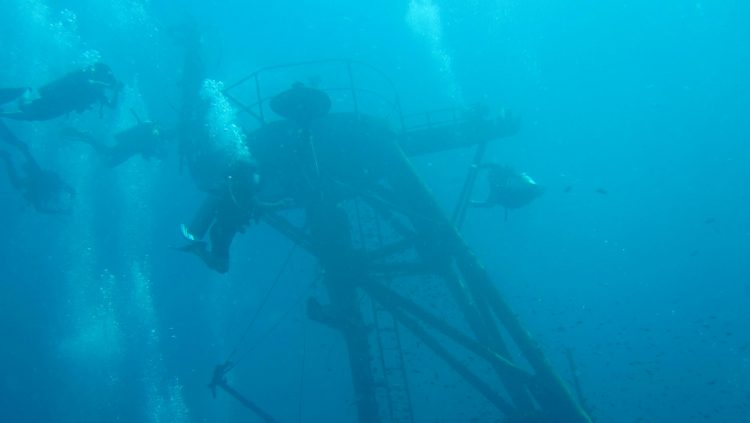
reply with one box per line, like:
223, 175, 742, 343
0, 1, 748, 421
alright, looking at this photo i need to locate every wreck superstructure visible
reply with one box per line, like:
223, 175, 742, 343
209, 59, 592, 423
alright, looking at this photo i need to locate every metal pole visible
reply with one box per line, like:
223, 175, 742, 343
360, 278, 531, 382
209, 363, 280, 423
307, 202, 381, 423
387, 303, 518, 417
216, 381, 280, 423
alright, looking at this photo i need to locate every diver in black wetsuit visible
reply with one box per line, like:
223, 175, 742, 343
0, 62, 121, 121
62, 120, 169, 168
177, 158, 289, 273
471, 163, 543, 216
0, 122, 75, 214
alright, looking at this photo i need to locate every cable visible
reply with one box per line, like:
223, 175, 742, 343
225, 242, 298, 365
231, 276, 319, 366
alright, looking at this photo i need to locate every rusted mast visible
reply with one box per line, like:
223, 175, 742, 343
375, 133, 592, 422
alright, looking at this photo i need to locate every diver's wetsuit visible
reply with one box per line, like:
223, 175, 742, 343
1, 63, 120, 121
63, 122, 166, 167
0, 150, 75, 214
181, 159, 265, 273
472, 164, 542, 210
187, 192, 255, 273
0, 121, 75, 214
0, 120, 32, 158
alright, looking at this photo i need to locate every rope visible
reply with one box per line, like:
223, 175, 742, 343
225, 242, 298, 365
231, 275, 319, 366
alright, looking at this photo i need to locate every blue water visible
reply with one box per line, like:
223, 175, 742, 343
1, 1, 748, 422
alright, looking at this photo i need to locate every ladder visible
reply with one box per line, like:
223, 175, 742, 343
371, 296, 415, 423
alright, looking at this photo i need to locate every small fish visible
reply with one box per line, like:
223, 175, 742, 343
595, 188, 608, 195
704, 217, 716, 224
564, 185, 573, 193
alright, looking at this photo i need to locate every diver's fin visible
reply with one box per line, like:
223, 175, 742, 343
0, 87, 29, 106
180, 223, 196, 241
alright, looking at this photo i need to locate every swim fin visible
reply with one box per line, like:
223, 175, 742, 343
0, 87, 29, 106
180, 223, 197, 241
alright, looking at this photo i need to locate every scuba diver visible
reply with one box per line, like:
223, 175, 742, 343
0, 62, 121, 121
61, 117, 169, 167
177, 158, 290, 273
471, 163, 543, 218
0, 122, 75, 214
